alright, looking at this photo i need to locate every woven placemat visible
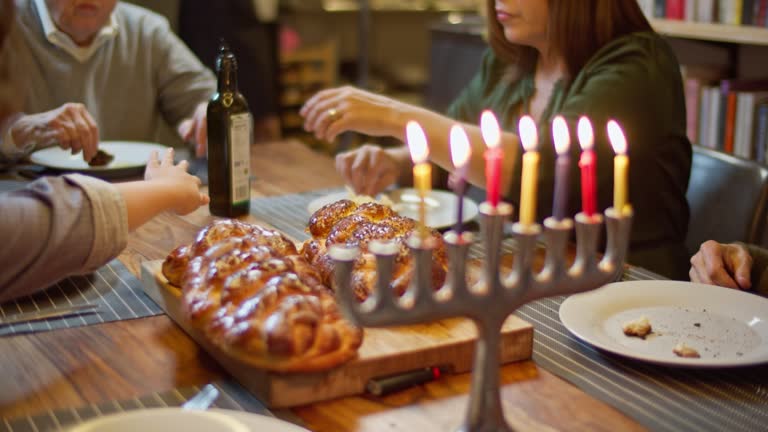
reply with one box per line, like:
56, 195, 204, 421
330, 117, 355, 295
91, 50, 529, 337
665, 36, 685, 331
0, 259, 162, 336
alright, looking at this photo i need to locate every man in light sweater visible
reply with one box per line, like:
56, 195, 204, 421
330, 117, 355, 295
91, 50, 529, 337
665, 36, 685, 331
0, 0, 209, 301
0, 0, 216, 163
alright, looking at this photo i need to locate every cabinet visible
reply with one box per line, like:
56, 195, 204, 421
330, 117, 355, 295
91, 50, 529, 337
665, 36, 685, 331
279, 40, 339, 152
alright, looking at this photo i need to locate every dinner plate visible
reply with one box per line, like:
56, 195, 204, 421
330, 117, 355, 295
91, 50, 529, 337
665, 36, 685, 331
307, 188, 479, 229
67, 407, 309, 432
559, 280, 768, 367
29, 141, 168, 178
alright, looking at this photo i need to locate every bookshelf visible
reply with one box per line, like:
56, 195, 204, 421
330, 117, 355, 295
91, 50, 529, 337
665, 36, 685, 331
650, 18, 768, 46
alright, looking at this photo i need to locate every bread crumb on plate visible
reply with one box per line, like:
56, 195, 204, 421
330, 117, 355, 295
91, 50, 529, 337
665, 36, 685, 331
673, 342, 701, 358
622, 316, 652, 339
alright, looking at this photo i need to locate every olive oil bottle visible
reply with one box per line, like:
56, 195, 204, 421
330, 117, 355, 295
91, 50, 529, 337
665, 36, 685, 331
207, 41, 252, 217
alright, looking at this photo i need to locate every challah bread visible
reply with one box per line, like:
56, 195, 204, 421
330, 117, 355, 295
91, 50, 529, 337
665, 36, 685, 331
162, 219, 363, 372
301, 200, 448, 302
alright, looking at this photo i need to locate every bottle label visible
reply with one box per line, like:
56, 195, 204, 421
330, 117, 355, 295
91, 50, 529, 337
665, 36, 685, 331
228, 113, 251, 205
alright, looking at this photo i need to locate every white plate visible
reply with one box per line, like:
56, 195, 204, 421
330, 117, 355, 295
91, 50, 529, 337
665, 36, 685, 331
30, 141, 168, 174
559, 280, 768, 367
307, 188, 479, 229
67, 407, 309, 432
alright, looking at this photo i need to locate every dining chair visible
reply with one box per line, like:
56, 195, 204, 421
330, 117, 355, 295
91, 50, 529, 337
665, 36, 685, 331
685, 146, 768, 255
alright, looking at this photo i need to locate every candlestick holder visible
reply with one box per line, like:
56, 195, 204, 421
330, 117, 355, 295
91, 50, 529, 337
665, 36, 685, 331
330, 202, 633, 432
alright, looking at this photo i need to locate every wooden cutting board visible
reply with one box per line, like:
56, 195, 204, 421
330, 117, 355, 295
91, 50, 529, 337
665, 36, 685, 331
141, 260, 533, 408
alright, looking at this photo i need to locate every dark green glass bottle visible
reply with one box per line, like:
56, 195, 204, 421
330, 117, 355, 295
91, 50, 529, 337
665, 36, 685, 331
207, 41, 252, 217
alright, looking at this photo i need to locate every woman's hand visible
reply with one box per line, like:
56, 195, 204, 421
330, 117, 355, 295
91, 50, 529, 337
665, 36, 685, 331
689, 240, 752, 290
300, 86, 406, 142
10, 103, 99, 162
144, 148, 209, 215
335, 144, 409, 197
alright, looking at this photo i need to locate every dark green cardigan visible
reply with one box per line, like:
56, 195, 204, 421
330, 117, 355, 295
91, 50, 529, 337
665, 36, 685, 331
446, 32, 692, 280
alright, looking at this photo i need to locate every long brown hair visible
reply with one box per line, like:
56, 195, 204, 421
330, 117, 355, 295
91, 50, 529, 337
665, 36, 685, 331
486, 0, 652, 81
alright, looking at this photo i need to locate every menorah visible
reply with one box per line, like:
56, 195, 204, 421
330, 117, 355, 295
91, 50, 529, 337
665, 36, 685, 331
329, 201, 633, 432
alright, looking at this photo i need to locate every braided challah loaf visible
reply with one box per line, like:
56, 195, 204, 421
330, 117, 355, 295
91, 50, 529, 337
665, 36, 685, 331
300, 200, 448, 302
162, 219, 363, 372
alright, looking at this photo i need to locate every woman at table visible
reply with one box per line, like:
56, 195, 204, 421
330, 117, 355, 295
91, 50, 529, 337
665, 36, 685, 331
0, 0, 209, 302
301, 0, 691, 280
689, 241, 768, 296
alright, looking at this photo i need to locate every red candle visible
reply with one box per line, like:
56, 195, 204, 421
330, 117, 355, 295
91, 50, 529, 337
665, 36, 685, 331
480, 110, 503, 207
577, 116, 597, 216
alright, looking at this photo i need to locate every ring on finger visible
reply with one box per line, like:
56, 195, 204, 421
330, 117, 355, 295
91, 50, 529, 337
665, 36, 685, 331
327, 108, 339, 120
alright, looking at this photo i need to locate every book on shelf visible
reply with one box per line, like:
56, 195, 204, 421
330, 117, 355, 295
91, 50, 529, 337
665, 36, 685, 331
694, 77, 768, 163
667, 0, 686, 19
641, 0, 768, 26
696, 0, 716, 22
719, 0, 744, 25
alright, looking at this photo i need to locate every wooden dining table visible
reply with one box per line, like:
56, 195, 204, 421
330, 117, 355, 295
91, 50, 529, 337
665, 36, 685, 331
0, 140, 647, 431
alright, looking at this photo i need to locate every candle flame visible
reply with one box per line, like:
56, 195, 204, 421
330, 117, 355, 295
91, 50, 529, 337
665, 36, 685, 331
480, 110, 501, 149
406, 121, 429, 163
577, 116, 594, 151
450, 124, 471, 167
607, 120, 627, 155
518, 115, 538, 152
552, 115, 570, 155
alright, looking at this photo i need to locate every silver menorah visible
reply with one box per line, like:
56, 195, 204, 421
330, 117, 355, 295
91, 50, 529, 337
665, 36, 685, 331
330, 201, 633, 432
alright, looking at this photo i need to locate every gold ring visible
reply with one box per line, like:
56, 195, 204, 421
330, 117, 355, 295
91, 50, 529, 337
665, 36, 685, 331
327, 108, 339, 120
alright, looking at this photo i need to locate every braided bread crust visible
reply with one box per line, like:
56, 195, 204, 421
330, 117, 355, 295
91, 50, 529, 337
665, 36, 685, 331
162, 219, 363, 372
301, 200, 448, 302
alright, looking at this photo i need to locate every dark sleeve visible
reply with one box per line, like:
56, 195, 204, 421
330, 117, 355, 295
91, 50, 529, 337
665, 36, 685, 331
178, 0, 278, 119
445, 49, 501, 123
556, 33, 691, 247
745, 244, 768, 297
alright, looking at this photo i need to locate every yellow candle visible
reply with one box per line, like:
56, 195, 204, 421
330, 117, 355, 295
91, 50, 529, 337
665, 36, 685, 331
607, 120, 629, 215
406, 121, 431, 238
518, 116, 539, 226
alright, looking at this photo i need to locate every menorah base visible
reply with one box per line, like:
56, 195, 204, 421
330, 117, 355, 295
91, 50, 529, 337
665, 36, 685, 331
331, 204, 633, 432
456, 419, 514, 432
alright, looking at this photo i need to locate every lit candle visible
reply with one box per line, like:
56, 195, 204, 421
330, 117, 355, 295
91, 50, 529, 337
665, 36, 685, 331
518, 115, 539, 226
552, 115, 571, 221
449, 124, 471, 234
607, 120, 629, 215
406, 121, 431, 239
480, 110, 503, 208
577, 116, 597, 217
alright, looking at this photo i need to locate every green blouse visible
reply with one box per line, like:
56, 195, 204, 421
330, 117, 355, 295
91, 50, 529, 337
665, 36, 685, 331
447, 31, 692, 279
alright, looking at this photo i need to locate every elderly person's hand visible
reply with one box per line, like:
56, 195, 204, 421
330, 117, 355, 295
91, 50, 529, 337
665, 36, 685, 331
177, 102, 208, 158
689, 240, 752, 290
144, 147, 209, 215
10, 103, 99, 162
300, 86, 406, 142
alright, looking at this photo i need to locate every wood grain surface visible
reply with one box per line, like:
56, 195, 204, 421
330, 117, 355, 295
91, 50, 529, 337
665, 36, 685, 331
0, 141, 647, 431
141, 261, 533, 408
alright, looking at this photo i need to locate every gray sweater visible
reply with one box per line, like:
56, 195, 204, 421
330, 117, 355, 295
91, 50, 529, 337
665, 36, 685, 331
0, 175, 128, 301
2, 0, 216, 155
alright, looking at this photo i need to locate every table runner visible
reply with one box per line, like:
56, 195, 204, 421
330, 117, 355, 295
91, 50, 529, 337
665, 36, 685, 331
0, 259, 162, 336
248, 189, 768, 432
0, 380, 284, 432
251, 187, 337, 241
